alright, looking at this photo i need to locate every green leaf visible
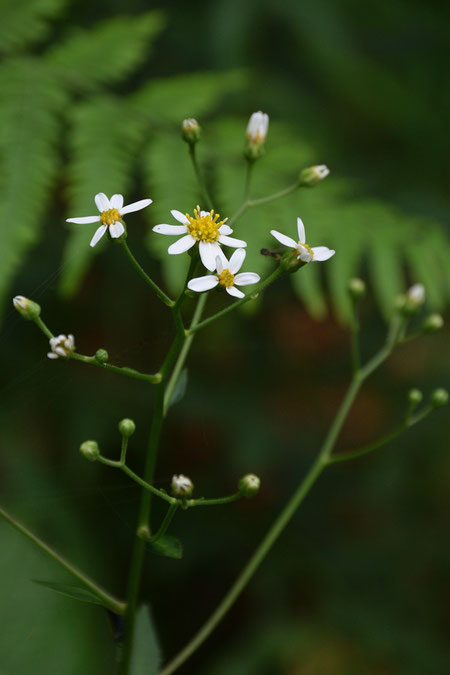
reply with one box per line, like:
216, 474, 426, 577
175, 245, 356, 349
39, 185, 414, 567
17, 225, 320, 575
0, 0, 68, 55
149, 535, 183, 559
33, 580, 107, 607
46, 12, 165, 92
60, 97, 149, 297
130, 605, 161, 675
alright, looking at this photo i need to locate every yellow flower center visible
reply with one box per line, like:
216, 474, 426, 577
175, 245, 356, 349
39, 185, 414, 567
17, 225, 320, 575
100, 208, 121, 226
217, 268, 235, 287
185, 206, 227, 243
298, 242, 314, 259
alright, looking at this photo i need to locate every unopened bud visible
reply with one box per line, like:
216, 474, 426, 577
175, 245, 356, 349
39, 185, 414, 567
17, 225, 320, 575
13, 295, 41, 320
402, 283, 426, 315
431, 388, 449, 408
422, 313, 444, 332
47, 334, 75, 359
408, 389, 423, 406
171, 474, 193, 497
348, 278, 366, 300
298, 165, 330, 187
118, 418, 136, 438
238, 474, 260, 498
181, 118, 201, 144
95, 348, 109, 364
244, 111, 269, 161
80, 440, 100, 462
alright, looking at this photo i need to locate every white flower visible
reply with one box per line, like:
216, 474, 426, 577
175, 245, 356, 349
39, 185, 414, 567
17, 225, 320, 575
271, 217, 335, 263
48, 334, 75, 359
406, 283, 425, 307
246, 111, 269, 144
171, 474, 193, 497
153, 206, 247, 272
66, 193, 152, 248
187, 248, 260, 299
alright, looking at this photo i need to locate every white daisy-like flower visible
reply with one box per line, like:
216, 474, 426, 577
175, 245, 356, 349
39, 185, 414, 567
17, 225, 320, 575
153, 206, 247, 271
171, 474, 194, 497
48, 334, 75, 359
246, 111, 269, 144
271, 217, 335, 263
187, 248, 260, 299
66, 193, 152, 248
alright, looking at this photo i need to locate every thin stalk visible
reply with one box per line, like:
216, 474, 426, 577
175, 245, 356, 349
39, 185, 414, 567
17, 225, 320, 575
349, 302, 361, 374
227, 182, 299, 227
98, 455, 175, 506
186, 493, 242, 507
33, 316, 53, 339
0, 505, 125, 615
120, 436, 129, 465
188, 145, 213, 210
119, 241, 174, 307
70, 353, 162, 384
150, 503, 179, 543
186, 267, 283, 335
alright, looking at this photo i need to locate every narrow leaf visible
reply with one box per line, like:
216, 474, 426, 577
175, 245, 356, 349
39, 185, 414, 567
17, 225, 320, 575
130, 605, 162, 675
33, 580, 107, 607
149, 535, 183, 559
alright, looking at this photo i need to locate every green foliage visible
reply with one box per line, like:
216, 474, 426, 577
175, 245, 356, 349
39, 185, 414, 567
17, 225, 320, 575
149, 534, 183, 559
130, 605, 161, 675
33, 579, 108, 607
0, 0, 68, 54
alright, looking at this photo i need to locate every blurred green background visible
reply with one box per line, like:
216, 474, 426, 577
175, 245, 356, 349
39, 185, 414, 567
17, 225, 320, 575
1, 0, 449, 673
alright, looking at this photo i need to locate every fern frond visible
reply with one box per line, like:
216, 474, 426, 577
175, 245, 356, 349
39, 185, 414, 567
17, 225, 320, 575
0, 59, 64, 314
60, 97, 148, 297
46, 12, 165, 93
0, 0, 68, 54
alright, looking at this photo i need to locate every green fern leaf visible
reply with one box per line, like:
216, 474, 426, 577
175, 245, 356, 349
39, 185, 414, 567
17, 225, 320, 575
0, 0, 68, 55
60, 97, 148, 297
46, 12, 165, 92
0, 59, 64, 315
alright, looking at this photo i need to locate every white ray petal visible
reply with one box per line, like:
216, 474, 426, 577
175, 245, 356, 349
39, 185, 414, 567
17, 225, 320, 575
297, 217, 306, 244
110, 194, 124, 209
270, 230, 297, 248
120, 199, 152, 215
218, 224, 233, 235
187, 276, 219, 292
47, 353, 58, 359
226, 285, 245, 299
90, 224, 108, 247
168, 234, 196, 255
218, 234, 247, 249
171, 209, 189, 224
311, 246, 335, 261
153, 224, 187, 235
215, 249, 228, 273
110, 222, 125, 239
95, 193, 111, 212
66, 215, 101, 224
199, 241, 221, 271
234, 272, 260, 286
228, 248, 246, 273
200, 210, 210, 217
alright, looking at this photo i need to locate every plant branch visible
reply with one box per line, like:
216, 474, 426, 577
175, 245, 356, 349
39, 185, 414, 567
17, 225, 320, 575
119, 240, 174, 307
227, 182, 299, 227
70, 353, 162, 383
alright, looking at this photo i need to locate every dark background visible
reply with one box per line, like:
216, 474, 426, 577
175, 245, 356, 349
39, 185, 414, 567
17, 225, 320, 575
1, 1, 449, 673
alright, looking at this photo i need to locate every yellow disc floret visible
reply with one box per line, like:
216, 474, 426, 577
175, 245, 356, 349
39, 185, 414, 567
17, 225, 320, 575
298, 242, 314, 259
100, 208, 121, 226
217, 268, 235, 288
185, 206, 227, 243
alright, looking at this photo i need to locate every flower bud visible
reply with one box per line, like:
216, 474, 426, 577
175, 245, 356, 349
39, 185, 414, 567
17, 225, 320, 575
13, 295, 41, 320
171, 474, 194, 497
401, 283, 426, 315
118, 418, 136, 438
280, 249, 303, 273
238, 474, 261, 498
347, 278, 366, 300
80, 440, 100, 462
244, 111, 269, 161
47, 334, 75, 359
408, 388, 423, 406
298, 165, 330, 187
181, 118, 201, 144
431, 388, 449, 408
422, 313, 444, 332
95, 348, 109, 364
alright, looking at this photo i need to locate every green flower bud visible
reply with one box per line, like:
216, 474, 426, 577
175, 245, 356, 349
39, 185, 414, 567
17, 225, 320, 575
422, 313, 444, 332
238, 474, 261, 498
118, 418, 136, 438
95, 348, 109, 364
431, 388, 449, 408
181, 118, 201, 144
298, 165, 330, 187
408, 389, 423, 406
347, 278, 366, 300
279, 249, 303, 273
80, 440, 100, 462
171, 474, 193, 497
13, 296, 41, 320
401, 284, 426, 315
244, 111, 269, 162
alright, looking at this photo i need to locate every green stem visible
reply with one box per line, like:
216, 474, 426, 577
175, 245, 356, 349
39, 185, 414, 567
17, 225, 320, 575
349, 302, 361, 374
33, 316, 53, 339
188, 144, 213, 210
164, 293, 208, 415
120, 436, 129, 465
186, 493, 242, 507
186, 266, 283, 335
0, 505, 125, 615
227, 182, 299, 227
119, 240, 174, 307
150, 503, 179, 543
70, 353, 162, 384
98, 455, 175, 506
